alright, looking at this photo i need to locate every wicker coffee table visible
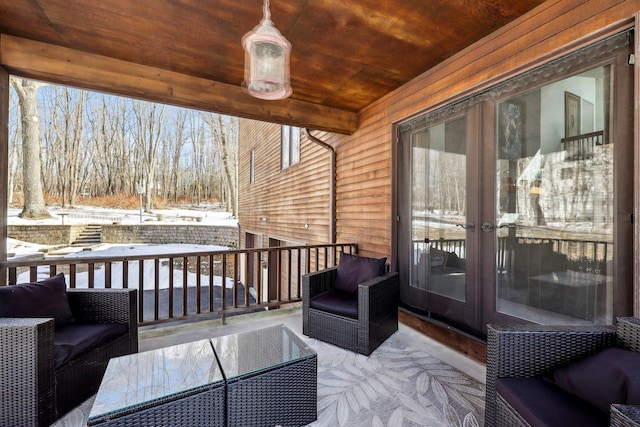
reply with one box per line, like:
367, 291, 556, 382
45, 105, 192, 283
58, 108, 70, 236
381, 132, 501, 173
211, 324, 318, 427
87, 339, 226, 427
88, 325, 317, 427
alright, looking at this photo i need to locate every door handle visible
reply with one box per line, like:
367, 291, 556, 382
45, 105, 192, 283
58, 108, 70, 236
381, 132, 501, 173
456, 222, 475, 231
481, 222, 496, 232
481, 222, 515, 232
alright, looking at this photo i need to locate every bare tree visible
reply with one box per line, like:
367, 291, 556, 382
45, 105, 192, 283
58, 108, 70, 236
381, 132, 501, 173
203, 113, 238, 216
8, 89, 21, 205
8, 80, 239, 209
132, 100, 165, 212
49, 86, 87, 207
164, 109, 187, 203
11, 77, 50, 219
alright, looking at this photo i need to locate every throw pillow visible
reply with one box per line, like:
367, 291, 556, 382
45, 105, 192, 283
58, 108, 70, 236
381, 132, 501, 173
0, 273, 74, 328
545, 347, 640, 414
334, 252, 387, 294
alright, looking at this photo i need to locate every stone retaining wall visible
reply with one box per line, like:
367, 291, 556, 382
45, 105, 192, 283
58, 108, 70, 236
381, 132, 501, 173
101, 224, 238, 247
8, 225, 86, 246
8, 224, 238, 248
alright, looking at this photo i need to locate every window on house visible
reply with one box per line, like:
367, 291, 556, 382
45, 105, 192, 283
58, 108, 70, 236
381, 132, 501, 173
281, 125, 300, 169
249, 150, 255, 184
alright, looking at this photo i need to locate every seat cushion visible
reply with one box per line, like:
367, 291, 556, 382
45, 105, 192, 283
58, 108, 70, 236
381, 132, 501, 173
54, 322, 128, 369
545, 347, 640, 414
0, 273, 74, 328
310, 288, 358, 319
334, 252, 387, 293
497, 377, 608, 427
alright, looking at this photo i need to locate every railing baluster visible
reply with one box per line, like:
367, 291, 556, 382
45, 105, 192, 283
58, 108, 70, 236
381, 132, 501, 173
88, 263, 95, 288
323, 247, 328, 270
138, 260, 144, 322
122, 260, 129, 289
233, 252, 239, 309
69, 264, 76, 288
256, 251, 262, 305
297, 248, 302, 297
182, 256, 188, 316
105, 262, 111, 288
214, 254, 219, 313
168, 257, 174, 318
154, 258, 160, 321
196, 256, 202, 314
287, 249, 292, 300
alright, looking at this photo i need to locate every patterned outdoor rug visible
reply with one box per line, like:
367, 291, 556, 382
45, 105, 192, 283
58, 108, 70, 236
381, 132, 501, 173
53, 327, 485, 427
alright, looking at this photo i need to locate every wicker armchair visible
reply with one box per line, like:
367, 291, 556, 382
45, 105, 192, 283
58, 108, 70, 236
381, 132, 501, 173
302, 266, 399, 356
0, 288, 138, 427
486, 317, 640, 427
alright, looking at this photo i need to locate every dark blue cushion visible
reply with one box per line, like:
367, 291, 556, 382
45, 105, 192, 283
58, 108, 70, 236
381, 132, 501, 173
0, 273, 74, 328
497, 377, 608, 427
334, 252, 386, 294
54, 323, 128, 369
545, 347, 640, 414
310, 288, 358, 318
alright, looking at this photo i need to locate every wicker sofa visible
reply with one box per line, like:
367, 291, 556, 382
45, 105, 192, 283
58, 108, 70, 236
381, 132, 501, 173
0, 275, 138, 427
486, 317, 640, 427
302, 253, 399, 356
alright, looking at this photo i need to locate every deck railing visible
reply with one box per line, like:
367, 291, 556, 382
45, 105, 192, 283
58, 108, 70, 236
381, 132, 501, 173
0, 243, 357, 326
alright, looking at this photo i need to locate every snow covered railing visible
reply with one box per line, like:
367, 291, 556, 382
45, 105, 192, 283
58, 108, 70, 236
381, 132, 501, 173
0, 243, 357, 326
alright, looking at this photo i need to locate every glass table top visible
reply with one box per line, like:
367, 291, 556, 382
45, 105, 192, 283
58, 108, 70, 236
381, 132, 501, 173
211, 324, 316, 379
89, 339, 223, 421
88, 325, 315, 422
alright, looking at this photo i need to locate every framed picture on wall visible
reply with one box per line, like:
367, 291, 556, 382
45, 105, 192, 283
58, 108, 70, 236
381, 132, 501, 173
498, 100, 524, 160
564, 92, 581, 137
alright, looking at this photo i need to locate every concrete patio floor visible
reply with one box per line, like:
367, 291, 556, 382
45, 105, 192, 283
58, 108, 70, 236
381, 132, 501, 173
138, 304, 486, 384
55, 304, 487, 426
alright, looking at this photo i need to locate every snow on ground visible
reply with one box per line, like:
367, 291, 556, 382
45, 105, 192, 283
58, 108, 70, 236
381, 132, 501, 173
7, 203, 237, 256
7, 204, 237, 227
7, 204, 239, 289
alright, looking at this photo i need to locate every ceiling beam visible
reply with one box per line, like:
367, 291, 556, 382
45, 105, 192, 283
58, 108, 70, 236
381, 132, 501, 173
0, 34, 358, 134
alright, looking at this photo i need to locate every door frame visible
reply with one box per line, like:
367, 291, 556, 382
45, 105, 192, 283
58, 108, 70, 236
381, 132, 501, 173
393, 29, 636, 334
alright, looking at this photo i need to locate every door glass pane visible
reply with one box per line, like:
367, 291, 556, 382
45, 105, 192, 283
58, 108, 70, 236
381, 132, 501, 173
410, 117, 467, 302
496, 65, 613, 325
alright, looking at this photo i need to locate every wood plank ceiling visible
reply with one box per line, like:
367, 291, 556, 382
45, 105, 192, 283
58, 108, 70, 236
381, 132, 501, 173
0, 0, 547, 133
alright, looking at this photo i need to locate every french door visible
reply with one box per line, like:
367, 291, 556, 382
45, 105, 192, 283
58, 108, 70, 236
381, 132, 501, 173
396, 31, 633, 335
397, 111, 480, 331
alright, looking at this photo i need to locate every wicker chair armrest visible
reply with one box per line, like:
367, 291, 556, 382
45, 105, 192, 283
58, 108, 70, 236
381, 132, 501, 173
0, 317, 55, 353
302, 267, 338, 303
487, 323, 616, 379
67, 288, 137, 324
485, 323, 616, 427
358, 272, 399, 319
67, 288, 138, 353
612, 404, 640, 427
0, 318, 56, 426
616, 317, 640, 352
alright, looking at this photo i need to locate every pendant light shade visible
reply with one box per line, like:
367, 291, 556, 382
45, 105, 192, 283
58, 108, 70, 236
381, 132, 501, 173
242, 0, 292, 100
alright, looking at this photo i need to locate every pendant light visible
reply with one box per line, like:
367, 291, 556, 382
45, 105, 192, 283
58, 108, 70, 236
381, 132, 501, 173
241, 0, 292, 100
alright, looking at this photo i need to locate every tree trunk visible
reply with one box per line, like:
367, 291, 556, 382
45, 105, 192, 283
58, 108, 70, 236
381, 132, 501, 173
11, 78, 50, 219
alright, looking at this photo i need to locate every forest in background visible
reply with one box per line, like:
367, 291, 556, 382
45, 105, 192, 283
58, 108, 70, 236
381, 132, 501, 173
8, 78, 238, 217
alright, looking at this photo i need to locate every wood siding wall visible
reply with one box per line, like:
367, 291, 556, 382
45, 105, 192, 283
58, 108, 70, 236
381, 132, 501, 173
328, 0, 639, 263
237, 0, 639, 273
238, 119, 332, 247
